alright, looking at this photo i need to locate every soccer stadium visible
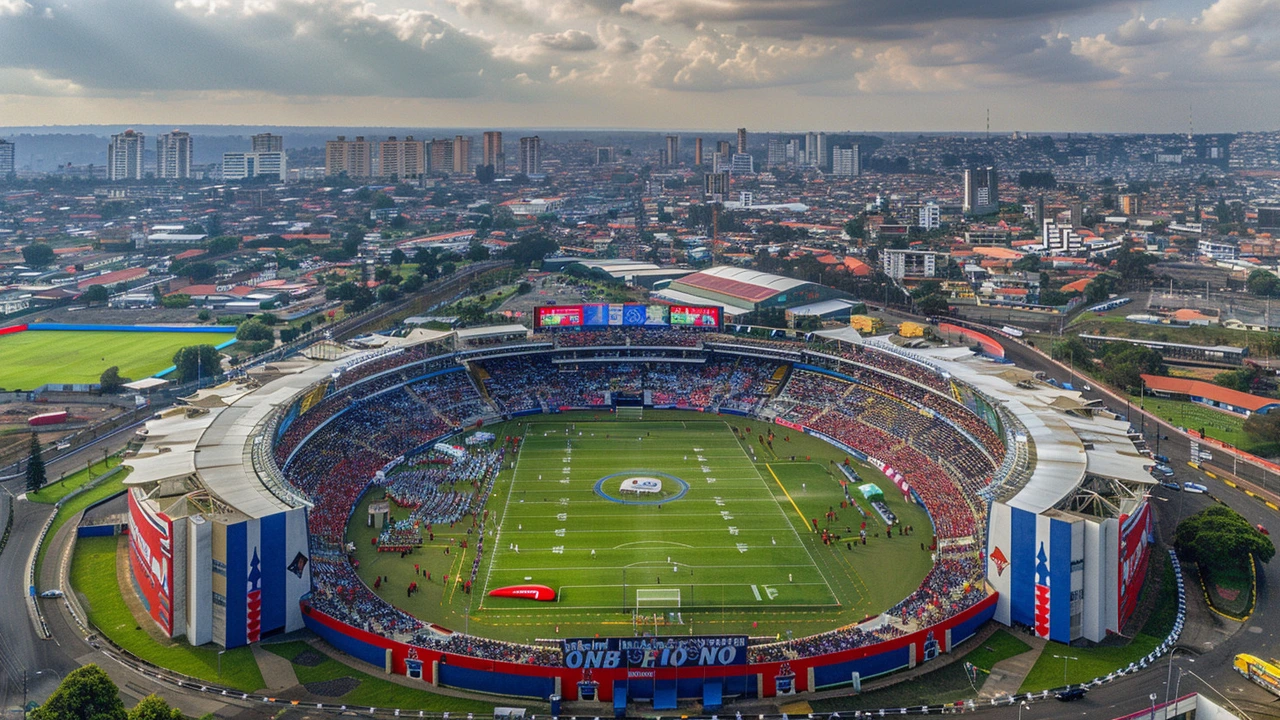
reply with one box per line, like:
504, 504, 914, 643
120, 303, 1156, 711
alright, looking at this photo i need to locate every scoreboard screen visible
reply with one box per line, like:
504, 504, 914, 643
534, 303, 720, 329
669, 305, 722, 328
534, 305, 584, 328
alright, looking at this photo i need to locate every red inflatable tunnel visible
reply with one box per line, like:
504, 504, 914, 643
487, 584, 556, 601
0, 324, 28, 338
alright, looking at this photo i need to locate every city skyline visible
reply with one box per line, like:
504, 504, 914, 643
0, 0, 1277, 132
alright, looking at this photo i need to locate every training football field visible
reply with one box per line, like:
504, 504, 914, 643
0, 330, 229, 388
480, 419, 840, 615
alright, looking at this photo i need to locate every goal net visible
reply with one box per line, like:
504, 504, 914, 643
616, 406, 644, 420
635, 588, 681, 609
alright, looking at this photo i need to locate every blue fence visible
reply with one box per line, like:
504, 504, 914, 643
26, 323, 236, 333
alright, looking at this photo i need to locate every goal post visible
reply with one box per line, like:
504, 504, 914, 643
635, 588, 681, 609
616, 406, 644, 420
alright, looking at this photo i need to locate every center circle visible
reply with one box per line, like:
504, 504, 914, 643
594, 470, 689, 505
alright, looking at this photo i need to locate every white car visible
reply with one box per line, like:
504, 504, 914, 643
1183, 482, 1208, 494
39, 589, 64, 598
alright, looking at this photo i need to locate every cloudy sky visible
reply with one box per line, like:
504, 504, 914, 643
0, 0, 1277, 131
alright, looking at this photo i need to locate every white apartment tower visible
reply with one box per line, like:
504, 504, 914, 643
157, 130, 193, 180
519, 136, 542, 175
108, 130, 145, 181
832, 146, 860, 177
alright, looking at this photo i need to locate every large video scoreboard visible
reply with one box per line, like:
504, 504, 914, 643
534, 303, 721, 330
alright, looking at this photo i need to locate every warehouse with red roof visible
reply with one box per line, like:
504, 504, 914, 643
1140, 374, 1280, 417
654, 265, 850, 317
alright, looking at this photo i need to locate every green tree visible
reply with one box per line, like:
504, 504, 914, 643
1246, 269, 1280, 297
159, 294, 191, 309
185, 261, 217, 282
1214, 367, 1257, 393
171, 345, 221, 383
375, 284, 401, 303
1175, 505, 1275, 573
1085, 273, 1115, 303
441, 261, 457, 276
21, 242, 56, 267
467, 241, 491, 262
1244, 411, 1280, 446
502, 234, 559, 266
25, 431, 45, 493
127, 694, 183, 720
389, 248, 407, 266
205, 235, 240, 255
915, 293, 949, 316
401, 274, 424, 293
236, 318, 274, 342
30, 664, 125, 720
1050, 336, 1092, 366
82, 284, 110, 306
371, 192, 396, 210
99, 366, 129, 394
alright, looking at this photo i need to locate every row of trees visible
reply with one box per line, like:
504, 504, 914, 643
30, 665, 183, 720
1049, 336, 1166, 393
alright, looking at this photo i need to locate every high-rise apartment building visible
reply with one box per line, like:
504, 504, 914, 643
816, 132, 828, 170
428, 138, 453, 174
804, 132, 818, 166
832, 145, 860, 177
325, 136, 373, 178
694, 138, 704, 167
378, 136, 425, 179
595, 147, 614, 165
704, 171, 730, 200
664, 135, 680, 166
963, 166, 999, 216
0, 139, 14, 176
482, 131, 505, 175
222, 152, 287, 181
729, 153, 754, 176
453, 135, 472, 174
766, 139, 786, 168
518, 136, 542, 175
108, 130, 145, 181
736, 128, 747, 154
715, 141, 731, 162
157, 130, 193, 180
251, 133, 284, 153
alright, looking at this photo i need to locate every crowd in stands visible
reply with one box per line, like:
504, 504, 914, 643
547, 327, 705, 348
284, 333, 1006, 668
407, 370, 491, 425
334, 341, 450, 389
886, 554, 986, 627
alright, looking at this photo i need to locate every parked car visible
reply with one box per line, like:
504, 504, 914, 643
1160, 481, 1181, 492
1257, 524, 1269, 536
1155, 464, 1175, 477
1154, 454, 1170, 464
1183, 482, 1208, 494
1055, 686, 1088, 702
39, 589, 63, 598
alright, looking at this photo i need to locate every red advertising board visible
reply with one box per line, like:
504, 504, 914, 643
1117, 501, 1152, 627
669, 305, 721, 328
534, 305, 584, 328
128, 490, 175, 636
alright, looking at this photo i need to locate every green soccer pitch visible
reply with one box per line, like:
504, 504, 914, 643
346, 412, 937, 643
0, 330, 229, 389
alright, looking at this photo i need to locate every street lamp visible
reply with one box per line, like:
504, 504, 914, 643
217, 649, 227, 678
1053, 654, 1078, 685
23, 669, 62, 719
1148, 692, 1158, 720
1018, 700, 1030, 720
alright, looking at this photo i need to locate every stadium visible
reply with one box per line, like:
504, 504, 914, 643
120, 302, 1155, 712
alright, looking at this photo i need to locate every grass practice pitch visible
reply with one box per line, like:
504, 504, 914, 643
349, 413, 936, 643
0, 330, 227, 388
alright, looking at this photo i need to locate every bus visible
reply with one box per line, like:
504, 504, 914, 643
1234, 654, 1280, 697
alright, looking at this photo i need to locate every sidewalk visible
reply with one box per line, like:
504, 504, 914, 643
978, 635, 1045, 698
251, 644, 300, 692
